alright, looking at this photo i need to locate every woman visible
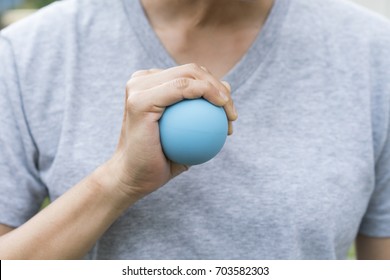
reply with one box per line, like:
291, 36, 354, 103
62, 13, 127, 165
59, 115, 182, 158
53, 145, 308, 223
0, 0, 389, 259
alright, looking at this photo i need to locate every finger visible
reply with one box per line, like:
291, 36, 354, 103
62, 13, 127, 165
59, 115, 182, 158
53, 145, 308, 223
223, 81, 235, 135
131, 68, 163, 78
127, 65, 237, 122
167, 64, 229, 95
228, 121, 234, 135
170, 163, 190, 178
221, 80, 231, 90
127, 68, 165, 95
222, 99, 237, 122
200, 66, 209, 73
117, 89, 129, 149
150, 64, 236, 120
220, 81, 237, 122
127, 78, 227, 115
132, 64, 229, 97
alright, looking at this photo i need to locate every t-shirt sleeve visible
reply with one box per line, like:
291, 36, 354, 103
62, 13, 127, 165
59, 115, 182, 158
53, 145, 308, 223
359, 142, 390, 237
0, 35, 48, 228
358, 73, 390, 238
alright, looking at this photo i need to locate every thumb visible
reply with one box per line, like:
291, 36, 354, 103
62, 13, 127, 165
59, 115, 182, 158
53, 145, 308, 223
170, 163, 190, 178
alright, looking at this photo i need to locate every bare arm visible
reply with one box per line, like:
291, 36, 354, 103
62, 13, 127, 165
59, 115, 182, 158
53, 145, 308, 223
0, 166, 139, 259
356, 234, 390, 260
0, 224, 13, 235
0, 64, 236, 259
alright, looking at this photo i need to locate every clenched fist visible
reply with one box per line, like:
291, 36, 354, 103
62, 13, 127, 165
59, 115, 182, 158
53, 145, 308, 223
102, 63, 237, 201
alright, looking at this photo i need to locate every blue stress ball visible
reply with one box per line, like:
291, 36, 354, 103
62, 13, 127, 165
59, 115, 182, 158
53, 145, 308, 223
159, 98, 228, 165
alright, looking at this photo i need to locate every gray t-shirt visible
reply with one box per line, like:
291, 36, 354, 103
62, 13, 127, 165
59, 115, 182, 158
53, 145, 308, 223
1, 0, 390, 259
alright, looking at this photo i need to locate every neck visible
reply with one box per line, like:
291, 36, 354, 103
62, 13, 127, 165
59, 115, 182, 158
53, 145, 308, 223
140, 0, 274, 30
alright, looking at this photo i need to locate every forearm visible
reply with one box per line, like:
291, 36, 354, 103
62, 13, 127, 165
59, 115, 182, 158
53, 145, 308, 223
0, 163, 139, 259
356, 234, 390, 260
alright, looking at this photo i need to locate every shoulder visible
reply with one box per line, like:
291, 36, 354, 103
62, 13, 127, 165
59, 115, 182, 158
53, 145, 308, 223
0, 0, 79, 70
0, 0, 124, 56
286, 0, 390, 82
1, 0, 80, 40
288, 0, 390, 46
282, 0, 390, 155
0, 0, 128, 83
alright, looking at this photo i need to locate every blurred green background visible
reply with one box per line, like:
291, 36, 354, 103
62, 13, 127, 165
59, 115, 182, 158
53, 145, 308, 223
0, 0, 57, 28
20, 0, 56, 9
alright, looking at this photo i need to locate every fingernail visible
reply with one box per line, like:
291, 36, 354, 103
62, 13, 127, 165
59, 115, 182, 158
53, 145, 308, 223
221, 81, 231, 91
219, 91, 229, 102
200, 66, 208, 72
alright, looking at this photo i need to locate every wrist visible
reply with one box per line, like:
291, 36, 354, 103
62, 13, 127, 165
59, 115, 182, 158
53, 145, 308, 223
88, 161, 143, 212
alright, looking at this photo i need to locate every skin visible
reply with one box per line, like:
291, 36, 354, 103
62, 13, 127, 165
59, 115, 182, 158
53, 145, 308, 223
141, 0, 275, 78
356, 235, 390, 260
0, 0, 388, 259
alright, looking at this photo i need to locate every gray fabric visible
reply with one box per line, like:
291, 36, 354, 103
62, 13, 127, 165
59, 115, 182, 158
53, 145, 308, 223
1, 0, 390, 259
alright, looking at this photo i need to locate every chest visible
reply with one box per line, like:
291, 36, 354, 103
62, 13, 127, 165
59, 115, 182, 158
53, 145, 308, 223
154, 26, 262, 79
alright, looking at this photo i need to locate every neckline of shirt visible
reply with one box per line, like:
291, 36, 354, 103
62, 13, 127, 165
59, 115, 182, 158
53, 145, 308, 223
121, 0, 291, 92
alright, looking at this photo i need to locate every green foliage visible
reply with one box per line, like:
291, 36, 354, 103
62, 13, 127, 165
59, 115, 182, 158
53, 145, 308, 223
40, 197, 50, 210
348, 245, 357, 259
19, 0, 57, 9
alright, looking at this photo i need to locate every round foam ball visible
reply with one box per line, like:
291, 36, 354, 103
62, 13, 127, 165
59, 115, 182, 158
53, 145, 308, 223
159, 98, 228, 165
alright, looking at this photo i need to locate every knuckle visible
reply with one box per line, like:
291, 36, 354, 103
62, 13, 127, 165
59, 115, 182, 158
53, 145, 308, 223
126, 79, 137, 92
200, 65, 209, 73
202, 80, 217, 95
203, 80, 215, 90
126, 90, 142, 110
131, 70, 147, 78
171, 77, 191, 90
186, 63, 202, 74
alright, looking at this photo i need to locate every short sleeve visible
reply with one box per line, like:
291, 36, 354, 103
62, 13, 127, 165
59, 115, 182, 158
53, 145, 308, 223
359, 80, 390, 238
0, 35, 48, 228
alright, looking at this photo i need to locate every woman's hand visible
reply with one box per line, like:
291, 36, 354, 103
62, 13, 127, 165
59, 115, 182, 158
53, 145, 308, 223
103, 63, 237, 200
